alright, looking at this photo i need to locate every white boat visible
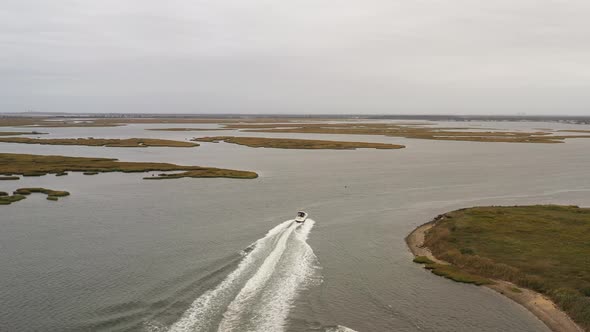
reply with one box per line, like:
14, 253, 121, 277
295, 211, 308, 223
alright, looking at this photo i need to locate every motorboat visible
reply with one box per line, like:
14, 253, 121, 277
295, 211, 308, 223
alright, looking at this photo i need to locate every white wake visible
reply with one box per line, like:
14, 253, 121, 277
165, 219, 318, 332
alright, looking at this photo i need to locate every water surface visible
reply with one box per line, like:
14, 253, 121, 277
2, 121, 590, 331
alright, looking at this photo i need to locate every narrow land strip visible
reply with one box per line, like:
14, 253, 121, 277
0, 153, 257, 180
0, 137, 198, 148
193, 136, 405, 149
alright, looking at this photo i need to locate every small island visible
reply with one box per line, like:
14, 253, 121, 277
0, 137, 199, 148
0, 131, 47, 136
407, 205, 589, 332
146, 128, 230, 131
0, 188, 70, 205
193, 136, 405, 150
223, 123, 590, 143
0, 153, 258, 180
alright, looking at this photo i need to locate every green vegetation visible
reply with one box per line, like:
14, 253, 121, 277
413, 256, 491, 285
144, 168, 258, 180
1, 188, 70, 205
424, 263, 492, 285
0, 137, 198, 148
83, 172, 99, 175
413, 256, 435, 264
193, 136, 405, 149
0, 153, 258, 180
424, 205, 590, 330
14, 188, 70, 197
0, 194, 26, 205
0, 176, 19, 180
224, 123, 590, 143
0, 188, 69, 205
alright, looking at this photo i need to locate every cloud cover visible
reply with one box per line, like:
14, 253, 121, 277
1, 0, 589, 114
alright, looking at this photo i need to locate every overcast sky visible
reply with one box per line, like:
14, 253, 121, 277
1, 1, 589, 114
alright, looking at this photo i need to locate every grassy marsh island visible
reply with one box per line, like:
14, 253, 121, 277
0, 153, 258, 180
146, 128, 231, 131
0, 188, 69, 205
224, 123, 590, 144
408, 205, 590, 331
193, 136, 405, 150
0, 117, 324, 128
144, 168, 258, 180
0, 176, 20, 180
0, 131, 47, 136
0, 137, 198, 148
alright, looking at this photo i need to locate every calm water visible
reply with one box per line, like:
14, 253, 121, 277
1, 121, 590, 332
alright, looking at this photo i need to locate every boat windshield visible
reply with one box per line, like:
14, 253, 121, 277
298, 212, 305, 217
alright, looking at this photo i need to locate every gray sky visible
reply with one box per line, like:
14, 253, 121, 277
1, 0, 589, 114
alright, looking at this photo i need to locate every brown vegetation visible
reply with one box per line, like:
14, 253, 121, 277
0, 153, 258, 180
0, 131, 47, 136
423, 205, 590, 331
0, 188, 70, 205
0, 137, 198, 148
193, 136, 405, 149
223, 123, 590, 143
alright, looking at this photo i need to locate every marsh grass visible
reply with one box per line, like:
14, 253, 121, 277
0, 188, 69, 205
0, 153, 257, 180
193, 136, 405, 149
0, 137, 198, 148
0, 176, 19, 180
0, 194, 26, 205
224, 123, 590, 143
413, 256, 435, 264
424, 205, 590, 330
0, 131, 47, 136
144, 169, 258, 180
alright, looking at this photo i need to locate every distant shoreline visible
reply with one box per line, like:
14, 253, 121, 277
406, 217, 583, 332
1, 113, 590, 125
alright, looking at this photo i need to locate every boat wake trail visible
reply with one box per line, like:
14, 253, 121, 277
166, 219, 319, 332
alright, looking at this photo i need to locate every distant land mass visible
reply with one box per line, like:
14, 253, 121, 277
0, 112, 589, 124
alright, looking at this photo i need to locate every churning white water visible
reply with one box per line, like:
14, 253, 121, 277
166, 219, 318, 332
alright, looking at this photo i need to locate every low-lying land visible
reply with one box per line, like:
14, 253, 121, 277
0, 153, 258, 179
146, 128, 231, 131
0, 131, 47, 136
224, 123, 590, 143
409, 205, 589, 331
0, 137, 198, 148
0, 188, 69, 205
0, 117, 325, 128
193, 136, 405, 149
0, 176, 19, 180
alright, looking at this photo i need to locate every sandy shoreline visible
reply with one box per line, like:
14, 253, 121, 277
406, 218, 584, 332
